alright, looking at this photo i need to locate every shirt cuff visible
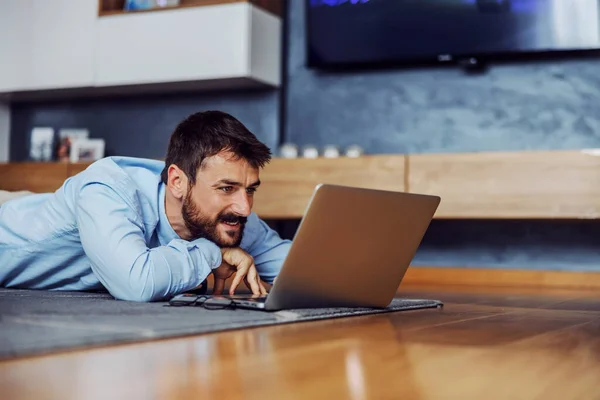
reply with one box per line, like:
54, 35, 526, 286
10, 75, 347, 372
189, 237, 222, 270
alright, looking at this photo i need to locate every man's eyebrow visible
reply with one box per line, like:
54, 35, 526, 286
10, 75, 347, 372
213, 179, 261, 187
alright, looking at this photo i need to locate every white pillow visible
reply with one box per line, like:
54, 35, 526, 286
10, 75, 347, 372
0, 190, 34, 205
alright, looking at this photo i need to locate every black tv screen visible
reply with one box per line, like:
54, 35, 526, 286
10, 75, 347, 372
306, 0, 600, 68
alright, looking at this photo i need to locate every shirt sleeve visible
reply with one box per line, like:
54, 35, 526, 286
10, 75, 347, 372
242, 213, 292, 284
75, 182, 222, 302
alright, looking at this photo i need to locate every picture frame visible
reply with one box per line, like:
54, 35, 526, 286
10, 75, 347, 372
69, 138, 106, 163
29, 127, 55, 161
56, 128, 89, 162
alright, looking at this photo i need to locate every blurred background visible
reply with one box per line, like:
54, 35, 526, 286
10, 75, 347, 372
1, 0, 600, 276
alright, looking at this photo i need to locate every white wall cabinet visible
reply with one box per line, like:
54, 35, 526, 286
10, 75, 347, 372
0, 0, 33, 92
248, 5, 281, 87
29, 0, 96, 90
0, 103, 10, 162
94, 3, 280, 89
0, 1, 281, 96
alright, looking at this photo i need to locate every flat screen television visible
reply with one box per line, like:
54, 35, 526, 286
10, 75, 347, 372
306, 0, 600, 68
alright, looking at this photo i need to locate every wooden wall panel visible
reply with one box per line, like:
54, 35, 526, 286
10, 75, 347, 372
407, 150, 600, 219
253, 155, 406, 219
0, 162, 69, 193
3, 149, 600, 220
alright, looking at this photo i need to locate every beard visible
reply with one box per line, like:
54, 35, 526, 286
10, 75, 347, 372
181, 191, 246, 247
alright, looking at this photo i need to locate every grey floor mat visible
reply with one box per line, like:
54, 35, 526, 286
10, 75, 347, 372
0, 288, 442, 360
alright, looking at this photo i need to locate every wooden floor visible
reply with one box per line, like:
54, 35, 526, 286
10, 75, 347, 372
1, 284, 599, 399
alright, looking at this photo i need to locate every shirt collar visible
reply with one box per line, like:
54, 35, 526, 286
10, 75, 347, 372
157, 182, 180, 245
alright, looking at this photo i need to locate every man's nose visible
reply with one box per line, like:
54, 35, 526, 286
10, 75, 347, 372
231, 191, 252, 216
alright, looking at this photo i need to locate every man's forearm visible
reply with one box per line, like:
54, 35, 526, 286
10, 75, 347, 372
124, 239, 221, 301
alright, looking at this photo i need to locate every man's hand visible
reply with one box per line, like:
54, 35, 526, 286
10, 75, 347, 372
212, 248, 268, 296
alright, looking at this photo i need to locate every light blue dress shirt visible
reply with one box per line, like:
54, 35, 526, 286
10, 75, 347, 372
0, 157, 291, 302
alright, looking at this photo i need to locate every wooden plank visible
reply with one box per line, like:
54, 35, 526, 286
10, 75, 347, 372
407, 150, 600, 218
99, 0, 124, 15
253, 154, 406, 219
0, 162, 68, 193
403, 266, 600, 291
67, 162, 91, 177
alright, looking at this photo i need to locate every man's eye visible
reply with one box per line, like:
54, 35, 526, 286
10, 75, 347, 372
220, 186, 233, 192
246, 188, 257, 194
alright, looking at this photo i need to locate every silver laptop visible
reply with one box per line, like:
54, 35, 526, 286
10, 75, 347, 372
172, 183, 440, 311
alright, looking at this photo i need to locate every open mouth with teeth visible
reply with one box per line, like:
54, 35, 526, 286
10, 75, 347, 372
218, 215, 246, 230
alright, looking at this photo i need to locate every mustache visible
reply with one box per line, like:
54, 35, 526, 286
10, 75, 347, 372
218, 213, 247, 225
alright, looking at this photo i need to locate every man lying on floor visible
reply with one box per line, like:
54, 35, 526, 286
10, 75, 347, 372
0, 110, 291, 302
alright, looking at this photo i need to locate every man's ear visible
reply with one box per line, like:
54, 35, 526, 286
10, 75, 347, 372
166, 164, 188, 200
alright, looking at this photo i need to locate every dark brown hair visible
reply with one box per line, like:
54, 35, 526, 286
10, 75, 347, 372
160, 110, 272, 184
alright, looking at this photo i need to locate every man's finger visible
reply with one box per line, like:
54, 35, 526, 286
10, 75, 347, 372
246, 265, 261, 295
229, 256, 253, 295
241, 269, 260, 295
259, 280, 268, 295
251, 270, 268, 295
229, 271, 245, 295
251, 277, 268, 295
213, 277, 225, 295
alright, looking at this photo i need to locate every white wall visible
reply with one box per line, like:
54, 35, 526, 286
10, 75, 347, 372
0, 103, 9, 162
